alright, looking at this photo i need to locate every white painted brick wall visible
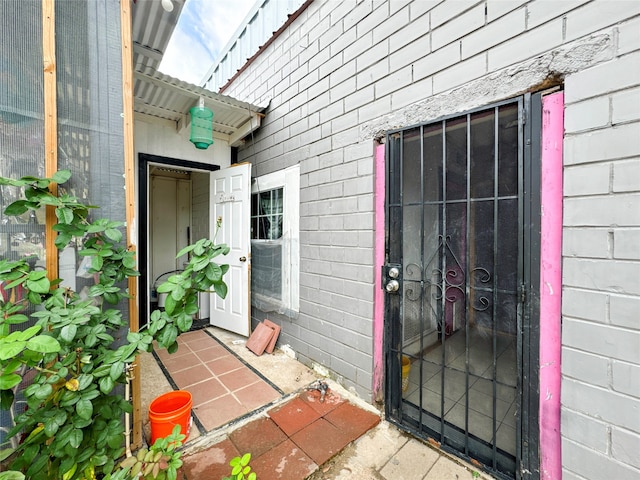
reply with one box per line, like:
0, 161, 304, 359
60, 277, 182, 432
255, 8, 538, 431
613, 158, 640, 193
525, 0, 588, 29
618, 16, 640, 55
562, 227, 610, 258
564, 96, 610, 133
487, 18, 564, 71
615, 229, 640, 260
461, 8, 526, 59
610, 294, 640, 329
564, 0, 640, 43
565, 51, 640, 103
431, 3, 484, 51
560, 408, 608, 453
563, 163, 610, 196
220, 4, 640, 474
562, 347, 609, 388
611, 427, 640, 470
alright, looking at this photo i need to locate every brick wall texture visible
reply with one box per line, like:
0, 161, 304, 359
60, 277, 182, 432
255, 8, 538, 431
221, 2, 640, 477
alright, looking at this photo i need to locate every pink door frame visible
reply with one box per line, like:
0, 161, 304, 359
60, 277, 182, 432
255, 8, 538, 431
372, 92, 564, 476
539, 91, 564, 480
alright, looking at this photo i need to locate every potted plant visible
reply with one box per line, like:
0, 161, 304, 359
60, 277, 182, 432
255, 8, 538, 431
0, 171, 229, 480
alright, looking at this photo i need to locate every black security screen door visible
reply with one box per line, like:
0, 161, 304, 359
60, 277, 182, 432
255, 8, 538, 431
384, 97, 536, 480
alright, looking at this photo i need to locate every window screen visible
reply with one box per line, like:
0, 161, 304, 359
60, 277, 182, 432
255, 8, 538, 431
252, 188, 283, 240
251, 188, 283, 301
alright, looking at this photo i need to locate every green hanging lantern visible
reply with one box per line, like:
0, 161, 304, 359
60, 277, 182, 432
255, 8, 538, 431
189, 102, 214, 149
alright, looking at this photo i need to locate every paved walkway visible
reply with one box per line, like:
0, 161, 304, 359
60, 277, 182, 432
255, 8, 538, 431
140, 327, 497, 480
180, 387, 380, 479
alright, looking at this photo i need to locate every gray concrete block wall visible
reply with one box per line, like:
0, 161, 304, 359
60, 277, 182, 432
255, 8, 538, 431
561, 14, 640, 479
223, 3, 640, 474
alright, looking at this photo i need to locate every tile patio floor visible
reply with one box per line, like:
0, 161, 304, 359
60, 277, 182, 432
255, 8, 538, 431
150, 329, 381, 479
153, 329, 283, 434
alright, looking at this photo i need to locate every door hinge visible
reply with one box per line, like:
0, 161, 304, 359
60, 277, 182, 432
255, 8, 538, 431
519, 284, 527, 304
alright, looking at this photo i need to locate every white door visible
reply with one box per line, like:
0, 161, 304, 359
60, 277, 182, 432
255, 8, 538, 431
209, 163, 251, 336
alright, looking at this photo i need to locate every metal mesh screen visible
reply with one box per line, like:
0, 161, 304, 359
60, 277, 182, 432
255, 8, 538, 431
0, 0, 127, 449
0, 0, 46, 448
55, 0, 126, 220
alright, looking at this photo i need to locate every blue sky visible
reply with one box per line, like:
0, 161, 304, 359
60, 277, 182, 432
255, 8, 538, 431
160, 0, 255, 85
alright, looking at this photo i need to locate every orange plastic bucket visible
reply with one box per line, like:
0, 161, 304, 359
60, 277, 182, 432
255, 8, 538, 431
148, 390, 192, 444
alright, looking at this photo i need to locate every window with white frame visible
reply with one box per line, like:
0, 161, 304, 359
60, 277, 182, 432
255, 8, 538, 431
250, 164, 299, 316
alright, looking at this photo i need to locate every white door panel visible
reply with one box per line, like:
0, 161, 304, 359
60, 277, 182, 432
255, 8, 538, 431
210, 163, 251, 336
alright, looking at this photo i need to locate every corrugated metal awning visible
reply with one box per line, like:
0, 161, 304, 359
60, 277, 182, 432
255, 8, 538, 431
131, 0, 264, 146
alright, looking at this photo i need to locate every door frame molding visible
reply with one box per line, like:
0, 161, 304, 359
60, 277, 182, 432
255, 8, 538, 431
137, 153, 219, 329
521, 92, 543, 478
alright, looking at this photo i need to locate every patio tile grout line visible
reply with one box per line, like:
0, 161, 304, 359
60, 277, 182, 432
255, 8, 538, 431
149, 348, 208, 437
152, 329, 289, 443
180, 334, 283, 411
202, 328, 286, 396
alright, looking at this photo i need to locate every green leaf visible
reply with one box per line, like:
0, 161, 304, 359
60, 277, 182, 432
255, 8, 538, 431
122, 254, 136, 269
14, 324, 41, 341
25, 275, 50, 294
164, 293, 177, 315
76, 398, 93, 420
104, 228, 122, 242
3, 314, 29, 325
176, 313, 193, 332
55, 232, 73, 249
0, 448, 16, 463
51, 170, 72, 184
0, 389, 14, 410
192, 256, 210, 271
206, 263, 223, 282
56, 207, 74, 224
159, 325, 178, 348
27, 290, 42, 305
184, 300, 199, 315
60, 324, 77, 343
0, 470, 26, 480
26, 335, 60, 353
0, 341, 26, 360
2, 358, 22, 375
110, 361, 124, 381
99, 376, 115, 394
69, 428, 83, 449
0, 373, 21, 390
4, 200, 30, 216
176, 244, 196, 258
25, 454, 47, 479
33, 383, 53, 400
91, 255, 104, 272
214, 281, 228, 299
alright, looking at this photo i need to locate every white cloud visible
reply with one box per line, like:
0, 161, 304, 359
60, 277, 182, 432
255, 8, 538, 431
160, 0, 255, 85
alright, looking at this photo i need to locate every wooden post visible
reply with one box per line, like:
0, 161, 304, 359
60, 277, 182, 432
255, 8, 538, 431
120, 0, 142, 450
42, 0, 58, 280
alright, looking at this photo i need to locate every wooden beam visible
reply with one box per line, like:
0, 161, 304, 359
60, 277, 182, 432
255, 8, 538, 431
120, 0, 142, 450
42, 0, 58, 280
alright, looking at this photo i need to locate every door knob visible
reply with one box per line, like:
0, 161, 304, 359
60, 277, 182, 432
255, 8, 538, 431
386, 280, 400, 293
239, 256, 247, 262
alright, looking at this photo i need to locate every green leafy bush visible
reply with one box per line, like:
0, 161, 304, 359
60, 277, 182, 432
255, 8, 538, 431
0, 171, 229, 479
